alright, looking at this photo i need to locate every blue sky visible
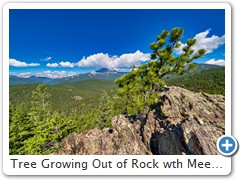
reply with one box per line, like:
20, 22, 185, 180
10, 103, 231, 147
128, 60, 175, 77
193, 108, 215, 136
9, 9, 225, 77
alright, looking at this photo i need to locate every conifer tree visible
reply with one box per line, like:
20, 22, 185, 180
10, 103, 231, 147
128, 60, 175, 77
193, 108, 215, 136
9, 104, 33, 154
96, 91, 114, 130
29, 84, 51, 125
23, 84, 51, 154
115, 27, 206, 121
22, 84, 75, 154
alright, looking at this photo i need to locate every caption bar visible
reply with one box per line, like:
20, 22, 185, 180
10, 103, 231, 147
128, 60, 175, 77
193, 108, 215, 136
4, 155, 231, 175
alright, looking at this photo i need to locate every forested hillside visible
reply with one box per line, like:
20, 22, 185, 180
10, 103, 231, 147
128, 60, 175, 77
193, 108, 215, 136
9, 79, 118, 154
166, 67, 225, 95
10, 79, 117, 115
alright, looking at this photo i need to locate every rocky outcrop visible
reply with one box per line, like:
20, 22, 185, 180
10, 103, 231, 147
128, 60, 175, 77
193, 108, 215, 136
58, 115, 151, 155
58, 86, 225, 155
144, 86, 225, 155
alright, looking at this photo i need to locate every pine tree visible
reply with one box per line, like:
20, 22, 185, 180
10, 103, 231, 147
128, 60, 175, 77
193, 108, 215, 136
22, 84, 50, 154
115, 27, 206, 122
96, 91, 114, 130
9, 103, 33, 154
22, 84, 76, 154
29, 84, 51, 125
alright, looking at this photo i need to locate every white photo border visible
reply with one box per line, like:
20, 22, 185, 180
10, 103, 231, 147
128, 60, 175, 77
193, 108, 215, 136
3, 2, 232, 176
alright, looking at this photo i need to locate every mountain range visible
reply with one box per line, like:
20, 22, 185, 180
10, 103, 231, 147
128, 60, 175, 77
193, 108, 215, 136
10, 68, 125, 86
10, 64, 223, 86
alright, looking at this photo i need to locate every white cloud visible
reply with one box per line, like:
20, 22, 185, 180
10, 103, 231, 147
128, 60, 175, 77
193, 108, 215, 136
35, 70, 76, 79
47, 63, 59, 68
53, 70, 66, 74
175, 29, 225, 55
9, 58, 40, 67
29, 63, 40, 66
42, 56, 52, 61
43, 70, 52, 74
59, 61, 75, 68
205, 59, 225, 66
18, 72, 32, 78
77, 50, 150, 69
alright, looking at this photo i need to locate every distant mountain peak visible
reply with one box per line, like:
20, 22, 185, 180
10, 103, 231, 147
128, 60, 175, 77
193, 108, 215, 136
96, 68, 117, 73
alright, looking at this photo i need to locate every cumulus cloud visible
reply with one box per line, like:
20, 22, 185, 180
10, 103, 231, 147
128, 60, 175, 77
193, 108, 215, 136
9, 58, 40, 67
47, 63, 59, 68
77, 50, 150, 69
59, 61, 75, 68
175, 29, 225, 55
41, 56, 52, 61
205, 59, 225, 66
47, 61, 75, 68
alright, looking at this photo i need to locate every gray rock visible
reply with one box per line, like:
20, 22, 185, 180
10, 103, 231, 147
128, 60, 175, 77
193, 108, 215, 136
57, 86, 224, 155
58, 115, 150, 155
